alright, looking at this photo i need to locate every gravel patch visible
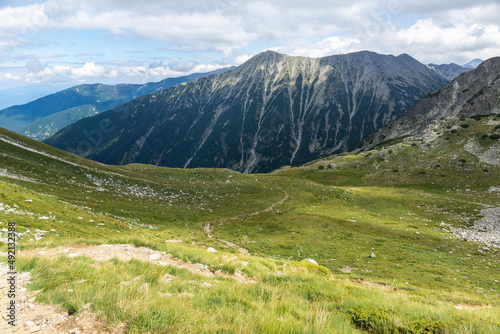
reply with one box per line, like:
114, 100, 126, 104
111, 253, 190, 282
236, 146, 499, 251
451, 207, 500, 248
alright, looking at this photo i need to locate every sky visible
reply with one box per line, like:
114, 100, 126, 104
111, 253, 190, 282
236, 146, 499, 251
0, 0, 499, 90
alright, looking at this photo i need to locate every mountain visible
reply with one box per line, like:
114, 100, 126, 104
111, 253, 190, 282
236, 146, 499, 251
45, 50, 448, 173
0, 67, 234, 140
0, 84, 72, 110
463, 58, 483, 68
427, 62, 472, 81
362, 56, 500, 149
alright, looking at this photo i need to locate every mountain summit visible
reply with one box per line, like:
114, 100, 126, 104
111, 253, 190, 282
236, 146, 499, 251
45, 51, 448, 173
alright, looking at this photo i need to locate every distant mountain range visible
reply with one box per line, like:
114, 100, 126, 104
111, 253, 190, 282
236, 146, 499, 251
362, 56, 499, 149
463, 58, 484, 68
426, 63, 472, 81
0, 84, 73, 110
46, 50, 449, 173
0, 67, 234, 140
426, 58, 482, 82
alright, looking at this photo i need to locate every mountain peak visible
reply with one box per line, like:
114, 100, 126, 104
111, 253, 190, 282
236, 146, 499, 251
46, 51, 447, 173
463, 58, 483, 68
247, 50, 285, 62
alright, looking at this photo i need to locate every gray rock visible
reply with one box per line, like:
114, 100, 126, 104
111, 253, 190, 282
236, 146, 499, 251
24, 320, 35, 326
306, 258, 319, 265
451, 207, 500, 248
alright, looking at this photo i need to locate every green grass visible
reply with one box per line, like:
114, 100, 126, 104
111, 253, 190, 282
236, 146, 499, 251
11, 253, 500, 333
1, 115, 499, 333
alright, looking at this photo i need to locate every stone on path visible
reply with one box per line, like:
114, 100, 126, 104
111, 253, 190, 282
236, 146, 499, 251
149, 254, 160, 261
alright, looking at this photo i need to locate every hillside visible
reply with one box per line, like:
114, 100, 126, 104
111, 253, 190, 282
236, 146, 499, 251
45, 51, 448, 173
362, 56, 500, 149
0, 68, 233, 140
1, 105, 500, 333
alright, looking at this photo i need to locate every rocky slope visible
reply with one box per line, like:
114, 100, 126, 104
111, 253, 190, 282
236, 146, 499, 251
46, 51, 448, 173
452, 207, 500, 248
363, 57, 500, 149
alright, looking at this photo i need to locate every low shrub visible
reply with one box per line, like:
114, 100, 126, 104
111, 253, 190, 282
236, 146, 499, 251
347, 306, 390, 333
397, 320, 449, 334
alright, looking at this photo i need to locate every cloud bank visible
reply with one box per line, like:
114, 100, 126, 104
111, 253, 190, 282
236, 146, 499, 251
0, 0, 499, 88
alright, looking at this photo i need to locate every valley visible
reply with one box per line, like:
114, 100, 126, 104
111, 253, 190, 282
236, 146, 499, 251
1, 110, 499, 333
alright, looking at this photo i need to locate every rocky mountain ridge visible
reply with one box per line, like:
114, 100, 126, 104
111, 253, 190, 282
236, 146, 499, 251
362, 56, 500, 149
46, 50, 448, 173
427, 63, 472, 81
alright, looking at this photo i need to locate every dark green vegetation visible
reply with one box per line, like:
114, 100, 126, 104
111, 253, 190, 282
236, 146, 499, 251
45, 51, 448, 173
0, 67, 233, 140
1, 112, 499, 333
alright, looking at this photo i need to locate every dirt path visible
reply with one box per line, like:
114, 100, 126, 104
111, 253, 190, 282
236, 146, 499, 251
201, 188, 290, 255
19, 244, 256, 284
1, 242, 257, 333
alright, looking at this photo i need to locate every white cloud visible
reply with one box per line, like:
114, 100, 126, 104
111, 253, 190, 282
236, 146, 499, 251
288, 37, 362, 58
19, 60, 228, 85
0, 3, 56, 51
0, 1, 375, 55
1, 0, 500, 88
168, 60, 198, 72
56, 9, 254, 51
0, 73, 21, 81
68, 62, 108, 80
390, 20, 500, 63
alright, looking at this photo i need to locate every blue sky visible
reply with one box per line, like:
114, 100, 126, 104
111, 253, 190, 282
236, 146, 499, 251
0, 0, 499, 90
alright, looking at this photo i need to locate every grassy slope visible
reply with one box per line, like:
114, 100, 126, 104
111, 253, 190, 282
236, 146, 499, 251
270, 115, 499, 288
1, 116, 499, 333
